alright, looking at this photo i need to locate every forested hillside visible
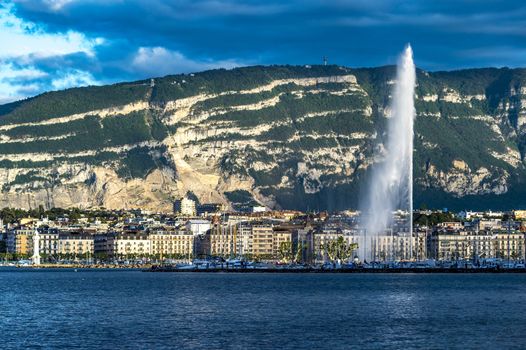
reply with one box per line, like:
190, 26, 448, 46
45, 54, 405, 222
0, 65, 525, 211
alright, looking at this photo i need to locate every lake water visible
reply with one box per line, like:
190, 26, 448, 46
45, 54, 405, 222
1, 269, 525, 349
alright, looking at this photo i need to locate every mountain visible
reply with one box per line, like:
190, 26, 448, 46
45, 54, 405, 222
0, 65, 525, 212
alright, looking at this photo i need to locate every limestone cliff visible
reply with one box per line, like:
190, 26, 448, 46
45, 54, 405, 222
0, 65, 525, 211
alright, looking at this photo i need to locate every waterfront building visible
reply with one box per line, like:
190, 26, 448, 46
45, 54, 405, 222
429, 230, 525, 261
236, 222, 252, 256
58, 233, 94, 257
193, 233, 211, 258
113, 233, 151, 258
414, 230, 428, 261
313, 230, 340, 262
149, 230, 194, 258
272, 227, 292, 257
94, 232, 150, 259
6, 228, 33, 255
38, 229, 59, 257
430, 231, 490, 261
6, 227, 59, 258
369, 232, 416, 261
94, 234, 113, 260
250, 223, 274, 257
493, 232, 525, 260
209, 223, 236, 257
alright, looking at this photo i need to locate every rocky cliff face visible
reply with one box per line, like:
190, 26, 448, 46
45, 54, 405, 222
0, 65, 525, 211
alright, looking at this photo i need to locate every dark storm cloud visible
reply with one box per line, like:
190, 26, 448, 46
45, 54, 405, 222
1, 0, 526, 103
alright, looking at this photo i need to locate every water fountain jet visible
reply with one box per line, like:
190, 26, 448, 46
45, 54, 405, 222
361, 45, 416, 261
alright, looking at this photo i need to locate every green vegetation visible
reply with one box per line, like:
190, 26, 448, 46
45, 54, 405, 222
413, 211, 459, 226
208, 91, 369, 128
0, 206, 122, 224
414, 114, 511, 172
0, 65, 526, 211
11, 171, 47, 186
117, 146, 169, 179
0, 83, 149, 125
277, 241, 293, 263
224, 190, 260, 209
322, 236, 358, 263
0, 112, 152, 154
151, 65, 350, 102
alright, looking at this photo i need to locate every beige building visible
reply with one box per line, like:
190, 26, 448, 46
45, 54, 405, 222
493, 233, 525, 260
58, 233, 94, 256
272, 228, 292, 256
369, 233, 418, 261
250, 224, 274, 257
113, 233, 151, 257
209, 224, 236, 257
149, 230, 194, 258
7, 229, 32, 255
207, 223, 293, 259
7, 228, 59, 257
430, 230, 525, 261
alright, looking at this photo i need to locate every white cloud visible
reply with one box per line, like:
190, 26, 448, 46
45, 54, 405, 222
51, 69, 97, 90
42, 0, 77, 11
0, 62, 47, 80
130, 46, 244, 77
0, 4, 103, 58
0, 62, 47, 102
0, 62, 99, 103
0, 3, 104, 103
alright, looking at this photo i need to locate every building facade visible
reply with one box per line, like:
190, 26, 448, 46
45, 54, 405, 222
58, 233, 94, 257
429, 230, 525, 261
209, 224, 236, 257
113, 233, 151, 257
149, 230, 194, 258
250, 223, 274, 257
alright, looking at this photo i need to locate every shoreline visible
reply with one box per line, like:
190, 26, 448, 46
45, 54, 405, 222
4, 265, 526, 273
1, 264, 149, 269
146, 267, 526, 273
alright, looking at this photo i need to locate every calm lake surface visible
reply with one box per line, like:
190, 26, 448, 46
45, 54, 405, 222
1, 269, 525, 349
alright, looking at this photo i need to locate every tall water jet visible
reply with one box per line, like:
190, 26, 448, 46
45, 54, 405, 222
361, 44, 416, 261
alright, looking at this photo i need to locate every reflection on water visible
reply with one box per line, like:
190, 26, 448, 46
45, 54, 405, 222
0, 269, 525, 349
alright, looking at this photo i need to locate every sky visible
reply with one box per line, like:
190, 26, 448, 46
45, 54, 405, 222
0, 0, 525, 104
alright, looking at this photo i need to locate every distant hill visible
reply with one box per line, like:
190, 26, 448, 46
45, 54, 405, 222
0, 65, 525, 211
